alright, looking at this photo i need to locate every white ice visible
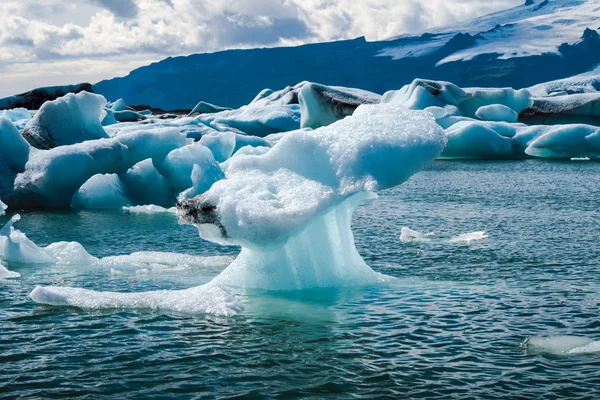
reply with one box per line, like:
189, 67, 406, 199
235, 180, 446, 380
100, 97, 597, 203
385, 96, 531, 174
298, 82, 380, 129
0, 215, 55, 264
22, 91, 109, 149
178, 104, 445, 290
123, 205, 176, 214
400, 227, 488, 244
30, 284, 243, 317
71, 174, 132, 209
525, 336, 600, 355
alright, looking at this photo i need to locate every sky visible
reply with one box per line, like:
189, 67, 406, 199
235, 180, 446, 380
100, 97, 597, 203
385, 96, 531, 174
0, 0, 523, 97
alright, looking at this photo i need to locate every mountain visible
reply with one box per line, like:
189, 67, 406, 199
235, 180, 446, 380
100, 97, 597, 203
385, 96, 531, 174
94, 0, 599, 110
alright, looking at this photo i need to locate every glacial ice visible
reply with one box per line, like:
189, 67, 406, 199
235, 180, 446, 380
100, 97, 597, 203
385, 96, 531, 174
120, 159, 175, 207
298, 82, 381, 129
0, 108, 31, 125
197, 105, 301, 137
9, 127, 186, 208
199, 132, 236, 163
71, 174, 132, 209
0, 265, 20, 279
123, 205, 176, 214
178, 104, 445, 290
400, 227, 488, 244
382, 79, 533, 118
525, 336, 600, 355
0, 215, 55, 264
0, 117, 29, 198
30, 284, 243, 317
188, 101, 232, 116
0, 198, 6, 216
22, 91, 109, 149
476, 104, 519, 123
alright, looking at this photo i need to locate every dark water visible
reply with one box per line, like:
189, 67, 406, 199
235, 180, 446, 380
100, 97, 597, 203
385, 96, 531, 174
2, 160, 600, 399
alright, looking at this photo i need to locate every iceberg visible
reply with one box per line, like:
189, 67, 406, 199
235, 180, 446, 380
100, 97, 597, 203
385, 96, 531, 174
0, 198, 6, 216
520, 93, 600, 126
71, 174, 132, 210
298, 82, 381, 129
0, 265, 20, 279
197, 104, 301, 137
10, 127, 186, 208
475, 104, 519, 123
188, 101, 232, 116
30, 283, 243, 317
0, 117, 29, 198
178, 104, 446, 290
22, 91, 109, 149
0, 214, 55, 264
524, 336, 600, 355
382, 79, 533, 118
120, 159, 176, 207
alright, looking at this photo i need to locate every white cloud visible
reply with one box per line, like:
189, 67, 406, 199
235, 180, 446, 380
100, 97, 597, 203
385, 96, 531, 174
0, 0, 522, 96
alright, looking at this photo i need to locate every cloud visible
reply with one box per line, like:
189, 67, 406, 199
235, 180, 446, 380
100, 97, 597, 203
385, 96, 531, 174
0, 0, 523, 96
89, 0, 138, 19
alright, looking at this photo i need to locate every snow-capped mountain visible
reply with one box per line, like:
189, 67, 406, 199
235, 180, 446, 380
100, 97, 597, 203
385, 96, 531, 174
64, 1, 600, 109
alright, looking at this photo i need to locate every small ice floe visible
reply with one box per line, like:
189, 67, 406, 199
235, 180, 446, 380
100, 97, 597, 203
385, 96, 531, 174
400, 226, 488, 244
30, 283, 244, 317
524, 336, 600, 355
0, 264, 20, 279
122, 205, 176, 214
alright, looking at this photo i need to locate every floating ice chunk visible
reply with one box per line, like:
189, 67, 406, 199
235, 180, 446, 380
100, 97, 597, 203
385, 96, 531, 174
188, 101, 231, 116
22, 92, 109, 149
199, 132, 236, 162
101, 251, 233, 274
525, 124, 600, 160
123, 205, 176, 214
198, 105, 301, 137
298, 82, 381, 129
448, 231, 488, 243
525, 336, 600, 355
400, 227, 433, 242
232, 134, 271, 154
476, 104, 519, 123
400, 227, 487, 244
120, 159, 175, 207
382, 79, 532, 118
0, 264, 20, 279
0, 198, 6, 216
11, 127, 186, 208
520, 93, 600, 125
249, 82, 306, 107
44, 242, 98, 265
179, 162, 225, 200
0, 215, 55, 264
0, 117, 30, 200
442, 121, 517, 159
0, 108, 31, 124
30, 283, 244, 317
179, 104, 445, 290
71, 174, 132, 210
158, 143, 217, 193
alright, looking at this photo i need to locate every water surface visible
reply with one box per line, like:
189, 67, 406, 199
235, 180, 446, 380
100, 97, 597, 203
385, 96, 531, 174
2, 160, 600, 399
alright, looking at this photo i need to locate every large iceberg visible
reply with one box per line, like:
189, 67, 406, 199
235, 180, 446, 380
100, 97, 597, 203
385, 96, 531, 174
22, 91, 109, 149
9, 127, 186, 208
29, 103, 444, 315
178, 104, 446, 290
0, 117, 30, 197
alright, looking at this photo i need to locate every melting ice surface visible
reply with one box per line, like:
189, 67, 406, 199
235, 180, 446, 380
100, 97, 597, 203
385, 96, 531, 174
27, 104, 446, 313
525, 336, 600, 355
400, 226, 488, 244
178, 104, 445, 290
